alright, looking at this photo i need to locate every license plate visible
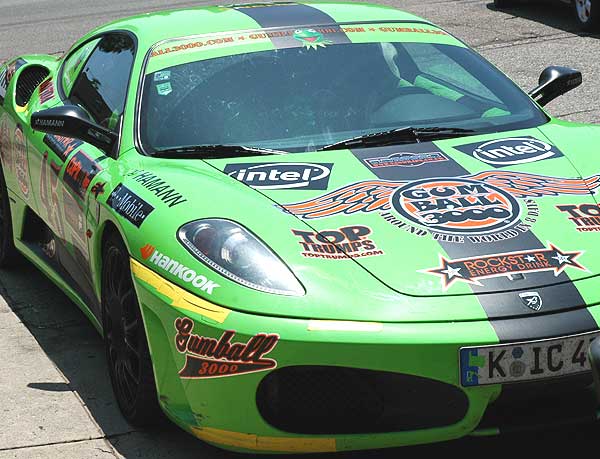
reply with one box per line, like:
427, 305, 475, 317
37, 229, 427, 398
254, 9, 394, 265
460, 331, 600, 387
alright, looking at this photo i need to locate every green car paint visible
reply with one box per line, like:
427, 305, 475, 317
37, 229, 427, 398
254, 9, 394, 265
0, 1, 599, 453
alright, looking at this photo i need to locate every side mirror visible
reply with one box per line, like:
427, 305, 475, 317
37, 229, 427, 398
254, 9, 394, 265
31, 105, 118, 156
528, 66, 582, 107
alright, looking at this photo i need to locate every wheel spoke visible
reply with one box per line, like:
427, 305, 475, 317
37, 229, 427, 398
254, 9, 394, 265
123, 318, 139, 334
123, 359, 140, 386
124, 336, 140, 359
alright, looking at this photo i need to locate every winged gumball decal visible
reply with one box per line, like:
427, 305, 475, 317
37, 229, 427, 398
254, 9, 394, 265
284, 172, 600, 219
467, 171, 600, 199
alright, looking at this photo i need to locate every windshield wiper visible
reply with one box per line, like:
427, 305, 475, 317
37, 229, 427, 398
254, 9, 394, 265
152, 144, 288, 159
318, 126, 477, 151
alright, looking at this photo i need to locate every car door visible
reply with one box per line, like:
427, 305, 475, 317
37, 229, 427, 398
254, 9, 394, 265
26, 32, 135, 309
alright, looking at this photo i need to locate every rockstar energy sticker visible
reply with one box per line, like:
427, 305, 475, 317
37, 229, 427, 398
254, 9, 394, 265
556, 203, 600, 232
421, 242, 587, 291
292, 225, 383, 260
174, 317, 279, 379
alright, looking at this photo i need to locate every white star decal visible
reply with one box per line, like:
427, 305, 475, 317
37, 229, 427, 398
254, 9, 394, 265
552, 252, 571, 265
524, 255, 536, 263
441, 265, 463, 279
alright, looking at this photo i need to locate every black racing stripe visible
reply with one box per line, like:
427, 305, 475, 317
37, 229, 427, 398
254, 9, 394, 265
234, 3, 351, 48
490, 308, 597, 342
352, 143, 598, 342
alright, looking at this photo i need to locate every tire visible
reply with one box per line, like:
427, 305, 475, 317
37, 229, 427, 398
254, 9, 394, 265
102, 232, 162, 427
0, 164, 19, 268
574, 0, 600, 32
494, 0, 518, 9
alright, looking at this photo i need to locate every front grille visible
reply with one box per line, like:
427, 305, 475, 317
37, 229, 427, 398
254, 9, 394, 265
256, 366, 469, 434
478, 372, 598, 432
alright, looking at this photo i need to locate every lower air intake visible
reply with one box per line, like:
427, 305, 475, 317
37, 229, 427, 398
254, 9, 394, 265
256, 365, 469, 434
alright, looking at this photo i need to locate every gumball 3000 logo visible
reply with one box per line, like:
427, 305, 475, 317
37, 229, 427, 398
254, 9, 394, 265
391, 177, 520, 234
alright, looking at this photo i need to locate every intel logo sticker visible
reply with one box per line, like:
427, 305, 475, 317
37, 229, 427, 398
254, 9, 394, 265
456, 136, 563, 167
224, 162, 333, 190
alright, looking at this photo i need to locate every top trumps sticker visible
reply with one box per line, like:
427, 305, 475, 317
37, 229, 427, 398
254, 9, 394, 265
224, 162, 332, 190
455, 137, 563, 167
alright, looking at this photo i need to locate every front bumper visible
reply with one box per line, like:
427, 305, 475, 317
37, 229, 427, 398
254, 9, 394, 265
131, 259, 598, 453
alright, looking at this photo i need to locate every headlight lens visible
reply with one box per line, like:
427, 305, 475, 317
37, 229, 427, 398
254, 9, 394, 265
178, 219, 304, 296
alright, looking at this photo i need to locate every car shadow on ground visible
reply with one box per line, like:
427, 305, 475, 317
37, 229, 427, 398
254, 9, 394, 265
486, 0, 600, 37
0, 261, 597, 457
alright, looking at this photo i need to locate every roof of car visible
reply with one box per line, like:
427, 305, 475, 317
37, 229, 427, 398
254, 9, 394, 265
90, 2, 436, 48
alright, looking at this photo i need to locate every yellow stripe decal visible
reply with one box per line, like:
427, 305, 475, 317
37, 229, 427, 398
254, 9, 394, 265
191, 427, 336, 453
130, 258, 230, 324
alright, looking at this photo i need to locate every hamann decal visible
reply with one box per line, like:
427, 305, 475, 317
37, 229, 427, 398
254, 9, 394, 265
455, 136, 563, 167
365, 151, 447, 168
107, 184, 155, 227
127, 170, 187, 207
224, 162, 332, 190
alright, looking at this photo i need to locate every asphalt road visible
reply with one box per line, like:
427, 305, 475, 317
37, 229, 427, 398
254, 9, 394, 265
0, 0, 599, 457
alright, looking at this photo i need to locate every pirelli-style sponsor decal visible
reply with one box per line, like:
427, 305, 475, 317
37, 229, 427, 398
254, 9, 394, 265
127, 169, 187, 207
0, 116, 10, 171
365, 151, 448, 169
421, 243, 587, 291
14, 125, 29, 198
107, 184, 154, 228
454, 136, 563, 167
63, 150, 102, 200
174, 317, 279, 378
0, 58, 26, 101
38, 79, 55, 104
140, 244, 220, 294
284, 171, 599, 243
224, 162, 332, 190
292, 225, 383, 260
43, 134, 82, 162
556, 203, 600, 232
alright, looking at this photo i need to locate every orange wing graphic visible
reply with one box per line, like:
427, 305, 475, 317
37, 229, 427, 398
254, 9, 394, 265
283, 180, 401, 219
284, 172, 600, 220
470, 171, 600, 198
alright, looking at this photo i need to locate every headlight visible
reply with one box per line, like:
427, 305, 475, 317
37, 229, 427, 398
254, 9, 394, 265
178, 219, 304, 296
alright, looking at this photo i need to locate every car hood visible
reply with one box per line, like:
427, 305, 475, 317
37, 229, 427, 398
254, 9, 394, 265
207, 125, 600, 318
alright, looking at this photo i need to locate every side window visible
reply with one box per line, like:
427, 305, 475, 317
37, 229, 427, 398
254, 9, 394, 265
70, 34, 135, 131
402, 43, 500, 102
61, 38, 101, 97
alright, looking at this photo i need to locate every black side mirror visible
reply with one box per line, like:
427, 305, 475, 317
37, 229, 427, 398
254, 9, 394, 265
528, 66, 582, 107
31, 105, 118, 156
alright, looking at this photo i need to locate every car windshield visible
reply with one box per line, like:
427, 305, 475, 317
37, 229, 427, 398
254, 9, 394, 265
139, 25, 548, 155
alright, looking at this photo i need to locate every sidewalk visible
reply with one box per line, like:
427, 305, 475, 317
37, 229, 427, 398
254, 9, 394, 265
0, 267, 118, 457
0, 263, 221, 459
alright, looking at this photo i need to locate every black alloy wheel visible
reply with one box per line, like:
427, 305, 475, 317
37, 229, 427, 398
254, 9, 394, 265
102, 232, 161, 426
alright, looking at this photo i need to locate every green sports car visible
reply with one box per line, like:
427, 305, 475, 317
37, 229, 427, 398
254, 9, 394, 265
1, 1, 599, 453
